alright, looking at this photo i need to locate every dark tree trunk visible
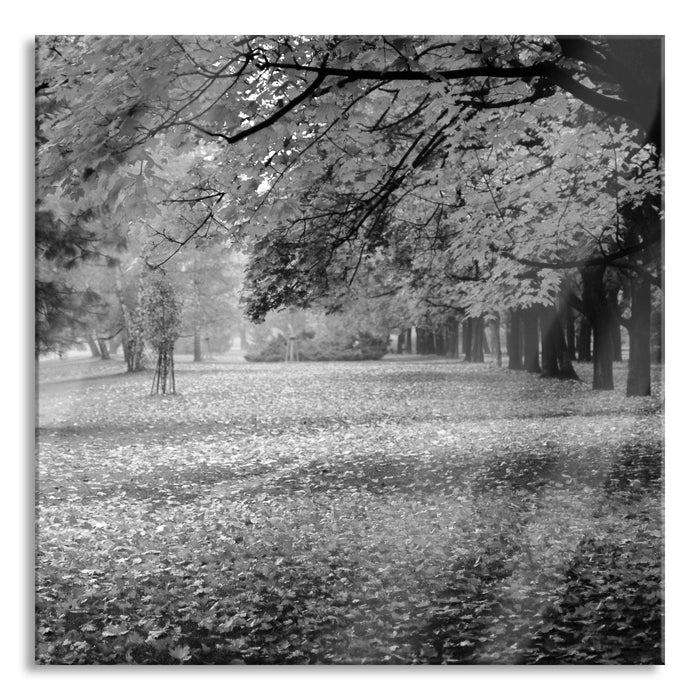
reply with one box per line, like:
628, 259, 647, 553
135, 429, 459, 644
97, 338, 110, 360
539, 305, 560, 378
462, 319, 473, 362
610, 309, 623, 362
471, 316, 485, 363
405, 327, 412, 354
582, 267, 615, 390
555, 305, 579, 380
417, 327, 434, 354
522, 306, 541, 373
87, 337, 100, 358
193, 327, 203, 362
592, 316, 615, 390
416, 327, 425, 354
435, 328, 445, 356
489, 315, 502, 367
626, 276, 652, 396
565, 305, 577, 361
397, 331, 405, 354
507, 309, 523, 370
577, 316, 592, 362
447, 318, 459, 358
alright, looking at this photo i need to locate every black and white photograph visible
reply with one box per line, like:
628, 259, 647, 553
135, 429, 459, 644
33, 31, 666, 670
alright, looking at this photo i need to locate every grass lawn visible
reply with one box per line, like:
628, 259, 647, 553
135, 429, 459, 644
35, 356, 663, 664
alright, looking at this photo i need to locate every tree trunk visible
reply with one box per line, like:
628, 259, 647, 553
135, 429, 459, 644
435, 328, 445, 356
650, 308, 663, 363
626, 276, 652, 396
462, 319, 473, 362
471, 316, 484, 363
447, 317, 459, 358
555, 305, 579, 380
417, 327, 434, 354
610, 312, 623, 362
87, 337, 100, 358
489, 315, 502, 368
151, 342, 176, 394
114, 266, 144, 372
405, 327, 412, 354
193, 327, 203, 362
565, 305, 576, 361
582, 267, 615, 390
577, 316, 592, 362
397, 331, 405, 354
522, 306, 541, 373
481, 326, 491, 354
424, 329, 435, 354
592, 315, 615, 390
507, 309, 523, 370
539, 305, 560, 378
97, 338, 110, 360
416, 327, 424, 354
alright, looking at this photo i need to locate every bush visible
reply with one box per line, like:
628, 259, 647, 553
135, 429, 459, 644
245, 332, 386, 362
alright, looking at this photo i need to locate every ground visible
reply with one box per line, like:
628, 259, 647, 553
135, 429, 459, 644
35, 355, 663, 664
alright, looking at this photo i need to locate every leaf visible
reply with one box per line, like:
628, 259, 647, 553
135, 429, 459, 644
169, 645, 192, 662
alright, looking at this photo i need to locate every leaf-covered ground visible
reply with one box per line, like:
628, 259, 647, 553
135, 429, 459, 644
35, 356, 663, 664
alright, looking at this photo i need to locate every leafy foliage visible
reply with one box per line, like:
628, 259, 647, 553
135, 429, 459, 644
245, 330, 386, 362
36, 357, 663, 664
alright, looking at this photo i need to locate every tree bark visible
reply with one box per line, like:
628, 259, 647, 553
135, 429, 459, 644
193, 327, 203, 362
435, 328, 445, 356
507, 309, 523, 370
489, 315, 502, 367
405, 327, 412, 354
650, 308, 663, 363
87, 337, 100, 358
471, 316, 485, 363
447, 317, 459, 358
565, 305, 576, 361
522, 306, 541, 373
539, 305, 560, 378
481, 325, 491, 354
610, 308, 623, 362
417, 327, 434, 354
97, 338, 110, 360
555, 305, 579, 380
577, 316, 592, 362
462, 320, 473, 362
626, 276, 652, 396
582, 267, 615, 390
424, 328, 435, 354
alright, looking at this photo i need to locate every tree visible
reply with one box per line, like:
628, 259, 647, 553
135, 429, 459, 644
142, 272, 181, 394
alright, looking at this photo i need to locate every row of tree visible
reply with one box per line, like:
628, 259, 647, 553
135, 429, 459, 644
35, 35, 663, 395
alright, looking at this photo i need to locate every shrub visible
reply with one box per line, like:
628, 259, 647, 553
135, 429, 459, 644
245, 331, 386, 362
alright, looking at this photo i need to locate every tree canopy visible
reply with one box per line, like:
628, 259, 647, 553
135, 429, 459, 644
35, 35, 663, 392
